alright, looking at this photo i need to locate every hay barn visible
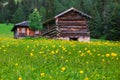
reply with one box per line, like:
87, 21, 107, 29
42, 7, 92, 41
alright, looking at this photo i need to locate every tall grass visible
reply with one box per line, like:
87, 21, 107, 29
0, 38, 120, 80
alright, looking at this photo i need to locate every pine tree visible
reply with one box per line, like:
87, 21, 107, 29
28, 8, 43, 30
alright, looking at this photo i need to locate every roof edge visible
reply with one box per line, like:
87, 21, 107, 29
54, 7, 92, 19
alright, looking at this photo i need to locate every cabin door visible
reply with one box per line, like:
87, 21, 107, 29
69, 37, 78, 41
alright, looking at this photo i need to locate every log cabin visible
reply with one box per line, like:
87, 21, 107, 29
42, 7, 92, 41
11, 21, 41, 38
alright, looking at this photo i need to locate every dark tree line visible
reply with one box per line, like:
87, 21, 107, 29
0, 0, 120, 41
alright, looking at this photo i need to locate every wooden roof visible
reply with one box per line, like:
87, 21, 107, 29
42, 7, 92, 25
55, 7, 92, 19
15, 21, 29, 27
11, 21, 29, 31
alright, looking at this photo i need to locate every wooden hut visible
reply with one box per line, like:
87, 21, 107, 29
42, 7, 92, 41
11, 21, 41, 38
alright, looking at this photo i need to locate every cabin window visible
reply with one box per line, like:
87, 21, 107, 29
21, 28, 25, 33
35, 30, 39, 34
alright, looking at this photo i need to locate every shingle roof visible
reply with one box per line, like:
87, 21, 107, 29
15, 21, 29, 27
11, 21, 29, 31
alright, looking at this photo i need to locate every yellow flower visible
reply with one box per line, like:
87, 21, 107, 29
61, 67, 66, 72
87, 50, 91, 53
102, 59, 105, 62
80, 70, 84, 74
97, 54, 100, 56
27, 46, 29, 48
56, 49, 59, 53
30, 53, 33, 57
32, 49, 34, 52
81, 53, 85, 56
51, 51, 55, 54
65, 59, 68, 62
15, 63, 18, 66
85, 48, 87, 50
84, 77, 89, 80
18, 77, 22, 80
86, 61, 89, 64
61, 56, 64, 59
40, 73, 45, 77
111, 53, 117, 57
106, 54, 110, 57
3, 49, 6, 52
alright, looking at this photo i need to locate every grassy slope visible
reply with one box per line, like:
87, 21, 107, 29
0, 24, 13, 38
0, 24, 120, 80
0, 38, 120, 80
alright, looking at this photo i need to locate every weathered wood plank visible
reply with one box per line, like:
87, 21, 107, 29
59, 26, 87, 29
58, 23, 87, 26
60, 33, 89, 37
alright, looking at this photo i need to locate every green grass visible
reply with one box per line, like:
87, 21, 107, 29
0, 23, 120, 80
0, 38, 120, 80
0, 24, 13, 38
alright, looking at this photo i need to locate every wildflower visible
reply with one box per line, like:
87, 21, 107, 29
78, 50, 81, 53
49, 76, 52, 79
40, 73, 45, 77
106, 54, 110, 57
80, 70, 84, 74
116, 57, 119, 60
61, 56, 64, 59
68, 52, 71, 54
30, 53, 33, 57
32, 49, 34, 52
85, 48, 87, 50
84, 77, 89, 80
102, 59, 105, 62
56, 49, 59, 53
81, 53, 85, 56
61, 67, 66, 72
93, 49, 96, 52
86, 61, 89, 64
102, 55, 105, 57
65, 59, 68, 62
87, 50, 91, 53
111, 53, 117, 57
39, 51, 43, 54
18, 77, 22, 80
2, 45, 4, 48
97, 54, 100, 56
27, 46, 29, 48
3, 49, 6, 52
51, 51, 55, 54
15, 63, 18, 66
53, 45, 55, 48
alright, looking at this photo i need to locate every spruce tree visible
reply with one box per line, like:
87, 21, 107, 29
28, 8, 43, 30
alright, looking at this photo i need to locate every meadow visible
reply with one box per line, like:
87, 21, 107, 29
0, 24, 120, 80
0, 24, 13, 38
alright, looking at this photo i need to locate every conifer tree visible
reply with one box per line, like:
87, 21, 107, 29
28, 8, 43, 30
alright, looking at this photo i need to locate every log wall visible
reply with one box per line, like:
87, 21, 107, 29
42, 10, 90, 41
14, 27, 41, 38
56, 11, 90, 41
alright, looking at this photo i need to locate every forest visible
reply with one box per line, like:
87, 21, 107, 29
0, 0, 120, 41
